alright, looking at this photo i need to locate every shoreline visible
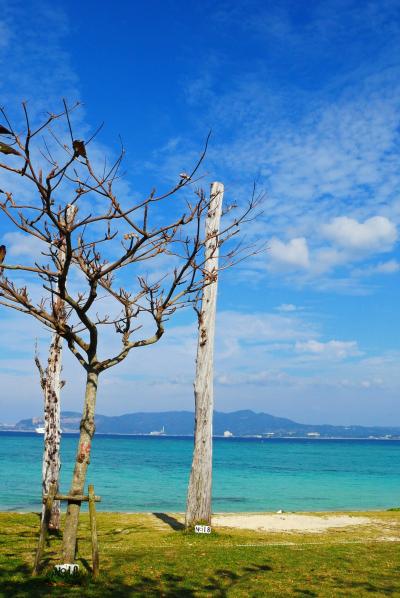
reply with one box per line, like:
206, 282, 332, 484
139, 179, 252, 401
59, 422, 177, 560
1, 430, 400, 440
2, 509, 399, 534
2, 508, 395, 514
3, 505, 398, 516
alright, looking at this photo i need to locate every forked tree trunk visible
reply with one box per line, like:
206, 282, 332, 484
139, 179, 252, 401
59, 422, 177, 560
62, 369, 98, 562
186, 182, 224, 528
37, 334, 63, 529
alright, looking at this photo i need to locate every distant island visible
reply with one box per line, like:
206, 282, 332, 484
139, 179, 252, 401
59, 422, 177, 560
1, 410, 399, 439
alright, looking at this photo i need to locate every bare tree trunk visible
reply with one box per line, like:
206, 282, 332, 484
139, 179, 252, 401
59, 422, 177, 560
37, 334, 63, 529
62, 369, 98, 562
36, 206, 76, 530
186, 182, 224, 528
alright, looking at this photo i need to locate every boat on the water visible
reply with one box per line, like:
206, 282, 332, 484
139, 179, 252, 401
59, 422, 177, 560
35, 426, 63, 434
149, 426, 166, 436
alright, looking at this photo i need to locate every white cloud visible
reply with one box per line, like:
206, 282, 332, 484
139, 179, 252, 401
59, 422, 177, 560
295, 339, 360, 359
373, 260, 400, 274
217, 310, 314, 344
375, 260, 400, 274
322, 216, 397, 253
276, 303, 298, 312
215, 369, 292, 387
1, 304, 399, 425
353, 259, 400, 277
311, 246, 346, 274
268, 237, 310, 270
2, 232, 45, 259
273, 216, 399, 279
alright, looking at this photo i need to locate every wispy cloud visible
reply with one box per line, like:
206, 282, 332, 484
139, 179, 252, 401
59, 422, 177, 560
170, 1, 400, 293
0, 2, 78, 116
3, 232, 46, 259
276, 303, 299, 312
295, 339, 361, 360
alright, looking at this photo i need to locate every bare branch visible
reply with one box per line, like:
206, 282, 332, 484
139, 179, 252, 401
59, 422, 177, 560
0, 102, 261, 377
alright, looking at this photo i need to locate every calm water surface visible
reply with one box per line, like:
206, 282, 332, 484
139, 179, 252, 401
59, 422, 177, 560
0, 433, 399, 512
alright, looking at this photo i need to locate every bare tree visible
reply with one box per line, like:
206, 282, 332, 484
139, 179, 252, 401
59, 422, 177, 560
0, 103, 258, 562
186, 182, 223, 528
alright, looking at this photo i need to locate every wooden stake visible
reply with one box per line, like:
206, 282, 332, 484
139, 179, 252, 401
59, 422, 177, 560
185, 182, 224, 527
33, 482, 57, 575
33, 485, 101, 576
88, 484, 99, 577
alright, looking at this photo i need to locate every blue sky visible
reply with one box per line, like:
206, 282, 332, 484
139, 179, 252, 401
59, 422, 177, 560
0, 0, 399, 425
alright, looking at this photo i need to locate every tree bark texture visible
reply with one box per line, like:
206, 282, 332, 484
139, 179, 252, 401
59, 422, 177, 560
40, 334, 63, 529
38, 205, 76, 530
62, 369, 98, 562
186, 182, 224, 528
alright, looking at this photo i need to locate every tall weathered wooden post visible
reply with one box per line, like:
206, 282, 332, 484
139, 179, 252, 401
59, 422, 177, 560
186, 181, 224, 528
35, 334, 63, 530
35, 205, 77, 529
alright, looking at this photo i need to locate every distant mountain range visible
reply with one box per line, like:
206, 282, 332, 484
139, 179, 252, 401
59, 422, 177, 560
2, 410, 400, 438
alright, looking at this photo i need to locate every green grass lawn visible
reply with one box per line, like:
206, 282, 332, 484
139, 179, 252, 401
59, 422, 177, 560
0, 511, 399, 597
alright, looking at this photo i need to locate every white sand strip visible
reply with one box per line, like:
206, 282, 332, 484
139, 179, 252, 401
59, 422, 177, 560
212, 513, 372, 533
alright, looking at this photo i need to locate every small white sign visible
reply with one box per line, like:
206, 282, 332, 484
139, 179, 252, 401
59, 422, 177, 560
54, 563, 79, 576
195, 524, 211, 534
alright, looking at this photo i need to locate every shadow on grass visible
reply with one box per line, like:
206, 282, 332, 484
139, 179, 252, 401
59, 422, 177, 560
77, 555, 93, 574
48, 528, 63, 540
291, 577, 398, 597
333, 578, 398, 596
202, 564, 273, 598
153, 512, 185, 530
293, 588, 318, 596
0, 561, 274, 597
0, 562, 124, 598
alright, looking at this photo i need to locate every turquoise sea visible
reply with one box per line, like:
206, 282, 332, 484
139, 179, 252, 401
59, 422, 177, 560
0, 432, 399, 512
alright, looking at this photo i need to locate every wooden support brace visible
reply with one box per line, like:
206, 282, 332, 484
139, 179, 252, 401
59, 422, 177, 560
33, 482, 57, 575
43, 493, 101, 502
34, 484, 101, 576
88, 484, 99, 577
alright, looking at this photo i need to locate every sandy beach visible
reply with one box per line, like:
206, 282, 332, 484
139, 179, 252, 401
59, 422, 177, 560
212, 512, 373, 533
